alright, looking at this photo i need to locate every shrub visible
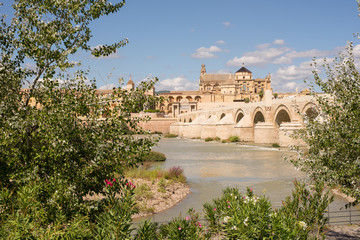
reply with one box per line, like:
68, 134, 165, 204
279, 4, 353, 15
203, 181, 333, 239
214, 136, 221, 141
163, 133, 178, 138
142, 151, 166, 162
167, 166, 184, 179
159, 209, 206, 240
272, 143, 280, 148
244, 97, 250, 103
135, 219, 160, 240
228, 136, 239, 142
205, 137, 214, 142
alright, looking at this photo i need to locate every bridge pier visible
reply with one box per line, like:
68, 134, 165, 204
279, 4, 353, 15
279, 122, 305, 147
254, 123, 277, 144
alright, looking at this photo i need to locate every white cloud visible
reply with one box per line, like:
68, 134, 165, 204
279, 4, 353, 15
98, 83, 117, 90
275, 60, 313, 81
191, 45, 224, 59
274, 49, 331, 64
227, 47, 291, 67
223, 22, 230, 27
273, 39, 285, 45
156, 76, 198, 91
215, 40, 225, 44
257, 43, 270, 49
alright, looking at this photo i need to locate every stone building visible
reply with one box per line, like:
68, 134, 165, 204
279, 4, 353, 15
199, 63, 271, 96
158, 64, 272, 117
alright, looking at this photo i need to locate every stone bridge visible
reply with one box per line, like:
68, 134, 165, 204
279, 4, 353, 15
169, 90, 319, 146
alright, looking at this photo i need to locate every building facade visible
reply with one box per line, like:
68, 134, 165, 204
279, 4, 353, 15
158, 64, 272, 117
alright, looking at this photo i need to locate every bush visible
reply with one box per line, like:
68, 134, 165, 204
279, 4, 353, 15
228, 136, 239, 142
159, 209, 206, 240
244, 97, 250, 103
272, 143, 280, 148
205, 137, 214, 142
214, 136, 221, 141
142, 151, 166, 162
203, 181, 333, 239
163, 133, 178, 138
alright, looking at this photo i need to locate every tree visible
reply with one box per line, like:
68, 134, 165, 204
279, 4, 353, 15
290, 42, 360, 202
258, 90, 264, 100
0, 0, 159, 236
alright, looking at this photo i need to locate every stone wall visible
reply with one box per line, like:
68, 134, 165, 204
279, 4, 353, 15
138, 118, 177, 134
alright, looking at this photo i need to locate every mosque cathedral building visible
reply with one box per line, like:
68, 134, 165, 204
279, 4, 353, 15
157, 64, 273, 117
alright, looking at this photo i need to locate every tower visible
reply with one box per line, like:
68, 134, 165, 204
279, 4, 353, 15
126, 75, 135, 91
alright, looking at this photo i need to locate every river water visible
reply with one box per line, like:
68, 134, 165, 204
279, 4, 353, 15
144, 138, 349, 223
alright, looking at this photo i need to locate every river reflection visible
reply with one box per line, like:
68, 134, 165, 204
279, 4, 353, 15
142, 138, 345, 223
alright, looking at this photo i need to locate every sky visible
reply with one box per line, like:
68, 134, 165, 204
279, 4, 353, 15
2, 0, 360, 92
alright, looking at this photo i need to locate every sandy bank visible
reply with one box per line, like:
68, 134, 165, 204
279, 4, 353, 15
131, 178, 190, 219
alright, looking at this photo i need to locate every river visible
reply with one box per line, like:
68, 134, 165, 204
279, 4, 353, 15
144, 138, 350, 223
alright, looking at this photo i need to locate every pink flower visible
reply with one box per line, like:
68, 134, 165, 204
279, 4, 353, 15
214, 208, 216, 211
198, 222, 202, 228
228, 205, 230, 208
250, 188, 253, 192
178, 227, 181, 230
113, 178, 116, 182
186, 217, 189, 220
227, 201, 230, 203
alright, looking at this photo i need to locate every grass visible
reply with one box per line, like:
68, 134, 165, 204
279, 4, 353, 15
205, 137, 214, 142
229, 136, 240, 142
163, 133, 178, 138
141, 151, 166, 162
221, 136, 240, 143
125, 166, 186, 183
134, 184, 154, 200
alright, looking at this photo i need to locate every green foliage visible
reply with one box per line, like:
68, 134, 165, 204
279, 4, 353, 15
258, 90, 264, 100
144, 109, 160, 113
163, 133, 178, 138
214, 136, 221, 141
204, 137, 214, 142
244, 97, 250, 103
272, 143, 280, 148
135, 219, 161, 240
0, 0, 159, 237
159, 209, 207, 240
142, 151, 166, 162
203, 181, 333, 239
273, 92, 278, 99
291, 42, 360, 201
228, 136, 239, 142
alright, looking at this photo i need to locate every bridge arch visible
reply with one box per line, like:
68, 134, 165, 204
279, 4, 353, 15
195, 96, 201, 102
302, 102, 319, 119
176, 96, 183, 102
253, 107, 265, 125
186, 96, 193, 101
274, 105, 291, 126
235, 109, 245, 124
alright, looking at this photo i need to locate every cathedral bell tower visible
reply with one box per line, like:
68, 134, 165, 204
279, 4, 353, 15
199, 63, 206, 90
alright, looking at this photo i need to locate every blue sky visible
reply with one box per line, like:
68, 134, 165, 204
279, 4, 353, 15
2, 0, 360, 92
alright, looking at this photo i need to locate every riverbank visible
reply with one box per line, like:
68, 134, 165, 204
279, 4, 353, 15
131, 178, 190, 218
